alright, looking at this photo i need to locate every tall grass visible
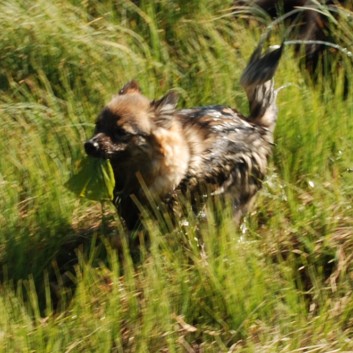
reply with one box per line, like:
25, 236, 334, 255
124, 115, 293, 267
1, 0, 353, 351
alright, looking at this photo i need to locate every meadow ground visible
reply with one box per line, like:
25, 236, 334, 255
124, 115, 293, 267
1, 1, 353, 352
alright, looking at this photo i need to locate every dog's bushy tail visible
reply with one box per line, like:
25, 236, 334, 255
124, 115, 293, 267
240, 37, 283, 131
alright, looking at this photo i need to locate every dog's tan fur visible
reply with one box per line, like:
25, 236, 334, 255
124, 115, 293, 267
84, 39, 283, 229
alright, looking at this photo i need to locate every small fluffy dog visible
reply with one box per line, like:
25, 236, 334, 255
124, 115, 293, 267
84, 38, 283, 230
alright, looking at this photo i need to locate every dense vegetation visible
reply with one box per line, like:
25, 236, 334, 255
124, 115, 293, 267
1, 1, 353, 351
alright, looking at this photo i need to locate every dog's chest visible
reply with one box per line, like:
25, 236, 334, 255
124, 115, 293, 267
148, 124, 190, 198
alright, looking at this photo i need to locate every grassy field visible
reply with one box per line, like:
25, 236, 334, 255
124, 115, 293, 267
1, 0, 353, 352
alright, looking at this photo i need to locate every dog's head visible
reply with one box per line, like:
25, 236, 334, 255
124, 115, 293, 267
84, 81, 178, 162
84, 81, 190, 197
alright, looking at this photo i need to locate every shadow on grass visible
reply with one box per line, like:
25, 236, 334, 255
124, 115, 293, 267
0, 206, 140, 314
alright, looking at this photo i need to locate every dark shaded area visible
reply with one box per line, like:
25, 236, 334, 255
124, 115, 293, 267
233, 0, 352, 95
0, 213, 134, 313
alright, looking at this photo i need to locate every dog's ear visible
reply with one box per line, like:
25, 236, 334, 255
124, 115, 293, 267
119, 80, 141, 95
150, 91, 178, 127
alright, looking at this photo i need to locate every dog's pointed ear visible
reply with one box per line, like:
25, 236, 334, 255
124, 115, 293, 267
119, 80, 141, 95
150, 91, 178, 126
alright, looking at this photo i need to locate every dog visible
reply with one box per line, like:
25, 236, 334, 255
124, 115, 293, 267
84, 38, 283, 230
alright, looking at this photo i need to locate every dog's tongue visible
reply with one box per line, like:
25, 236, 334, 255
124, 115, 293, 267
65, 157, 115, 201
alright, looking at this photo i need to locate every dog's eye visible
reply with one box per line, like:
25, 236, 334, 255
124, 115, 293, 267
113, 127, 129, 139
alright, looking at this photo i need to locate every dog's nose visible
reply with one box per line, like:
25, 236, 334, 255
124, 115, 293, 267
84, 139, 100, 156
